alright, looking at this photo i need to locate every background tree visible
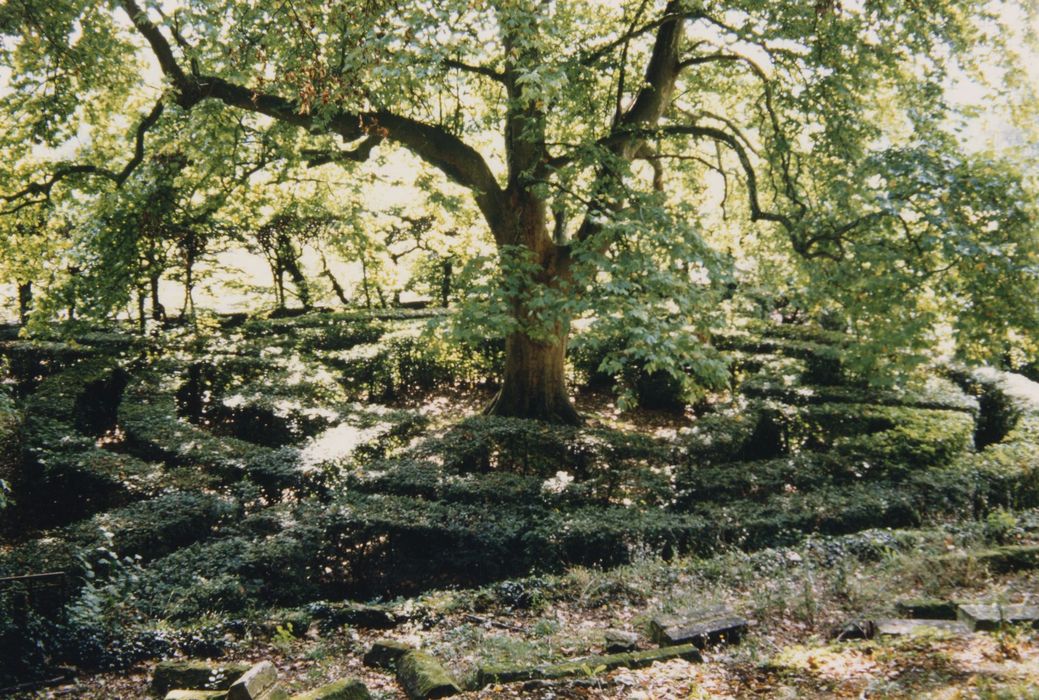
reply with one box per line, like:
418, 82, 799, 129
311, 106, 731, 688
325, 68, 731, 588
2, 0, 1037, 421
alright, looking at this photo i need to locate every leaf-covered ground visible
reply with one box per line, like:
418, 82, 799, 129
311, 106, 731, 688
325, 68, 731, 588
28, 515, 1039, 698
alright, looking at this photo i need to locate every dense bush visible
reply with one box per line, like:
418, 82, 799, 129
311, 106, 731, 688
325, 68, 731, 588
11, 360, 156, 527
0, 491, 236, 579
0, 388, 19, 510
0, 340, 96, 393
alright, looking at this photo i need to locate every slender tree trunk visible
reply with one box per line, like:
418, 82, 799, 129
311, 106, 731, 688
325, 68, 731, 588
137, 289, 147, 334
181, 243, 196, 319
440, 258, 452, 307
319, 251, 349, 305
283, 257, 311, 309
274, 265, 285, 309
67, 266, 79, 321
360, 257, 372, 309
17, 281, 32, 325
149, 272, 165, 321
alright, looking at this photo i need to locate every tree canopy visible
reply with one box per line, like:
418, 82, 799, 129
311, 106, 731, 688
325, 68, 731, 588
1, 0, 1037, 421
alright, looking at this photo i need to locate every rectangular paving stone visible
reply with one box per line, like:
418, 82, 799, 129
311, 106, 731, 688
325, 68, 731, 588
895, 598, 958, 620
649, 607, 748, 648
165, 691, 228, 700
290, 679, 371, 700
957, 604, 1039, 631
475, 643, 703, 688
874, 619, 970, 636
363, 639, 415, 670
396, 651, 461, 699
152, 661, 252, 696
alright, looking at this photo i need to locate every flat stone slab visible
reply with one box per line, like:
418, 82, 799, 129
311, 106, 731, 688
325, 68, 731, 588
874, 619, 970, 636
228, 662, 280, 700
957, 604, 1039, 631
152, 661, 252, 696
363, 639, 415, 669
895, 598, 958, 620
475, 643, 703, 689
976, 545, 1039, 573
290, 679, 371, 700
938, 545, 1039, 573
165, 692, 228, 700
322, 603, 397, 630
396, 651, 461, 700
649, 607, 748, 648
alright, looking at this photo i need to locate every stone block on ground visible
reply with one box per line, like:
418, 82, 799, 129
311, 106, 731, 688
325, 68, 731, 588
648, 607, 748, 648
975, 546, 1039, 573
832, 620, 876, 641
290, 679, 371, 700
895, 598, 958, 620
152, 661, 252, 696
603, 629, 638, 654
957, 604, 1039, 631
363, 639, 415, 669
874, 619, 970, 636
396, 650, 461, 699
938, 545, 1039, 573
164, 691, 228, 700
475, 643, 703, 689
322, 602, 397, 630
228, 662, 281, 700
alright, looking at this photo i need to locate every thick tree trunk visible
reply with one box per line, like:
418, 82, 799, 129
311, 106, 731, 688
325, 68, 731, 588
485, 325, 580, 424
482, 199, 580, 424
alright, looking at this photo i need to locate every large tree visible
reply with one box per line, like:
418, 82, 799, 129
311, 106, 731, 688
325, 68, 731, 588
2, 0, 1037, 421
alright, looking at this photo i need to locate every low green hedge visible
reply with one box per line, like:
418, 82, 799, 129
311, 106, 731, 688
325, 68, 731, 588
739, 375, 978, 413
0, 491, 236, 579
12, 360, 153, 526
119, 374, 303, 495
322, 330, 498, 402
0, 389, 19, 508
0, 340, 96, 391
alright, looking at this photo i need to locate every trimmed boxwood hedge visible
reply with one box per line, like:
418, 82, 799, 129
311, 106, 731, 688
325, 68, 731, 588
6, 315, 1039, 679
0, 490, 236, 579
119, 373, 303, 496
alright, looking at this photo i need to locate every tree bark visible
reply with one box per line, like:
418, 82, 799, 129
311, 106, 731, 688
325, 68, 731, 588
320, 250, 350, 305
149, 272, 165, 321
484, 199, 580, 424
17, 281, 32, 325
440, 258, 453, 307
485, 324, 580, 424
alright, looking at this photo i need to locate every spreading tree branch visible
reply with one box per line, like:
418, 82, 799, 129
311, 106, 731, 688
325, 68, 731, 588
1, 99, 165, 214
117, 0, 509, 242
443, 58, 505, 82
303, 135, 384, 167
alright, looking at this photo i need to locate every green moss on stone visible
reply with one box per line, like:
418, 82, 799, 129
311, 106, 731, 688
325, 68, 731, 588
396, 650, 461, 699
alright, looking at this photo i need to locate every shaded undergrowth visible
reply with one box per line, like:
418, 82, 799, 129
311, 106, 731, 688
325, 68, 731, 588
0, 312, 1037, 686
